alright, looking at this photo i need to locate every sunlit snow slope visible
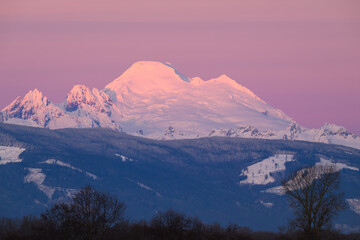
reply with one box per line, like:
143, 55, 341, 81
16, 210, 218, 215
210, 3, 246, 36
104, 61, 292, 137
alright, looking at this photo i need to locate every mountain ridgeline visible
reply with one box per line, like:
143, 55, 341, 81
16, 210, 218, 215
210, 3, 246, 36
0, 61, 359, 149
0, 123, 359, 231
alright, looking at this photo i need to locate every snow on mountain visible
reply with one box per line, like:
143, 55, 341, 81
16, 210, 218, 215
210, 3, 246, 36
316, 158, 359, 172
23, 166, 83, 200
240, 154, 295, 185
115, 154, 134, 162
347, 199, 360, 215
42, 159, 98, 179
258, 200, 274, 208
310, 123, 360, 148
263, 158, 359, 196
126, 177, 162, 197
1, 86, 121, 130
1, 61, 359, 149
211, 122, 360, 150
2, 89, 74, 128
0, 146, 25, 165
24, 168, 55, 199
104, 61, 292, 136
62, 85, 121, 130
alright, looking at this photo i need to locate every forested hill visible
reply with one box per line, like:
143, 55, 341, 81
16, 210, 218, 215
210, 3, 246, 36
0, 123, 359, 231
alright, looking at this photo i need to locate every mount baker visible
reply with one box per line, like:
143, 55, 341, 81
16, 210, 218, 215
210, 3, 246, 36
0, 61, 359, 149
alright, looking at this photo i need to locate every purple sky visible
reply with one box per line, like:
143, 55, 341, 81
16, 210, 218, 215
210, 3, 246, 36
1, 0, 359, 135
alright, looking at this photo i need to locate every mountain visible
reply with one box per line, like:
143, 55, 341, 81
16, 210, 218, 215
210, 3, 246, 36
1, 61, 359, 150
210, 122, 360, 150
62, 84, 120, 130
103, 61, 292, 136
1, 89, 70, 128
2, 86, 121, 131
0, 123, 359, 232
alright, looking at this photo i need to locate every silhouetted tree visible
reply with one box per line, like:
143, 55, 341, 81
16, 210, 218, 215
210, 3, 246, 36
41, 202, 78, 239
149, 209, 209, 240
150, 209, 190, 239
282, 165, 346, 240
42, 186, 126, 240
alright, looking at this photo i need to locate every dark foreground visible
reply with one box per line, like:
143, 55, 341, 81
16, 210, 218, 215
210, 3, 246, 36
1, 214, 360, 240
1, 187, 359, 240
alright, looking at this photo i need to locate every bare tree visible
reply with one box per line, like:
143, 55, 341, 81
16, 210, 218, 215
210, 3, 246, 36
150, 209, 208, 240
41, 202, 78, 239
42, 186, 126, 240
72, 186, 126, 240
151, 209, 190, 239
282, 164, 346, 240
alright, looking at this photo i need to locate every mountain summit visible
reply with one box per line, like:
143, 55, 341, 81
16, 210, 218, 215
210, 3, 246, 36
105, 61, 191, 96
1, 61, 359, 149
103, 61, 292, 136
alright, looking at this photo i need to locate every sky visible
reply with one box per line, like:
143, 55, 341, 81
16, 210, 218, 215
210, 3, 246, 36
0, 0, 359, 135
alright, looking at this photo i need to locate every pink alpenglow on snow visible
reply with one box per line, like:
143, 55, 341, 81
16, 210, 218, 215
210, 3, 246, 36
1, 61, 359, 150
0, 0, 359, 135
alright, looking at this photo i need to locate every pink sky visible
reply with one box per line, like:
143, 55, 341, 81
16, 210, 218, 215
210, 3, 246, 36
0, 0, 359, 134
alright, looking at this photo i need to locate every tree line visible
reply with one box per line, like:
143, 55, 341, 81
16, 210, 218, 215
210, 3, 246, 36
1, 209, 357, 240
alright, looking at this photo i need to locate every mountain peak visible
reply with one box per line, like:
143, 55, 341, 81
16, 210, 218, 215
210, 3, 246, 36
65, 85, 94, 112
118, 61, 184, 79
2, 89, 48, 116
210, 74, 240, 87
1, 89, 57, 126
104, 61, 190, 97
208, 74, 265, 103
126, 61, 177, 71
217, 74, 231, 80
320, 122, 348, 135
23, 89, 48, 105
69, 84, 90, 93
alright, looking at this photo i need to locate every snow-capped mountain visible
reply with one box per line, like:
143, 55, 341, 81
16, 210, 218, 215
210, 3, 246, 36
209, 122, 360, 150
1, 86, 121, 131
103, 61, 292, 137
2, 89, 74, 128
1, 61, 359, 149
62, 85, 121, 130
